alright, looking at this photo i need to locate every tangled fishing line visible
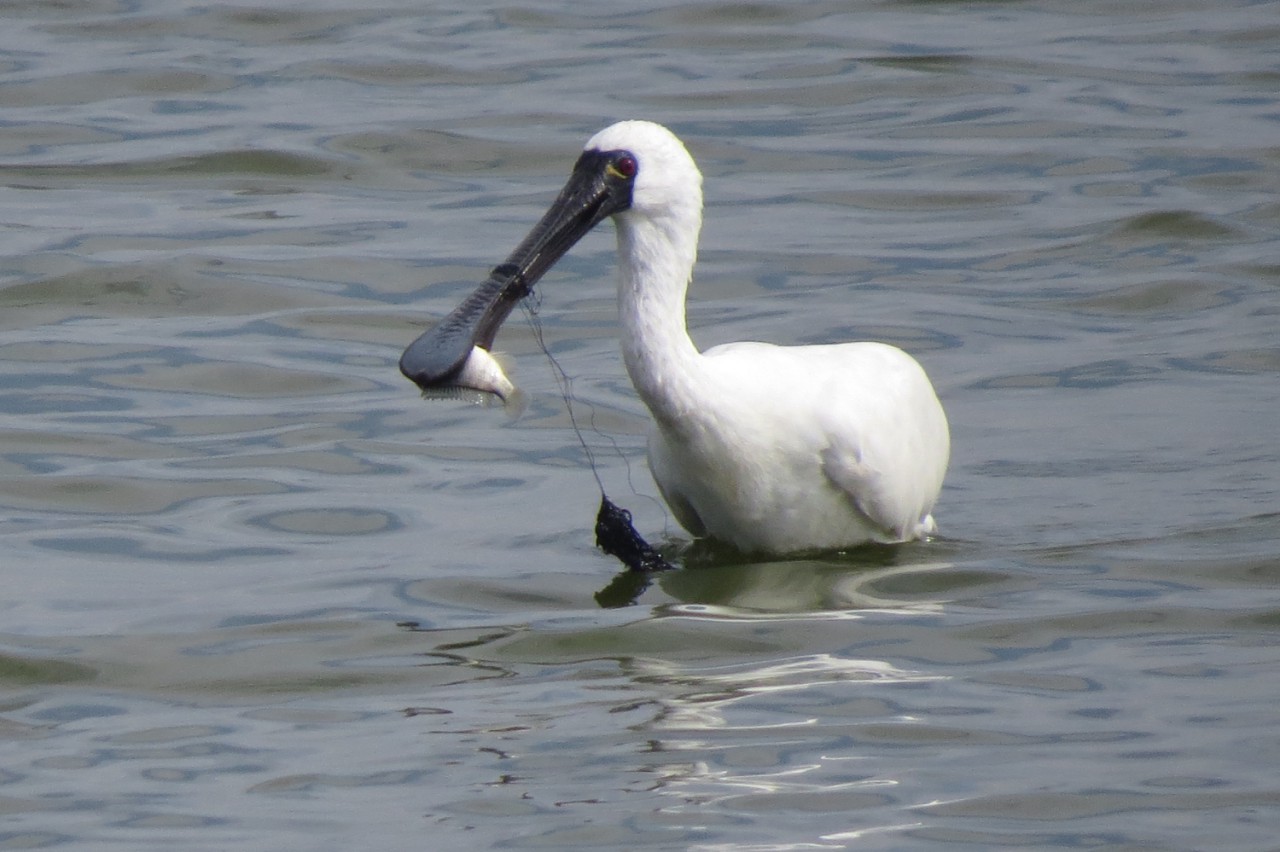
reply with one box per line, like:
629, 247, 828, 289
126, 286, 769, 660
522, 305, 675, 574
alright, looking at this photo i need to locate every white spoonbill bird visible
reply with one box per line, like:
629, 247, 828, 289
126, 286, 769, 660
401, 120, 949, 555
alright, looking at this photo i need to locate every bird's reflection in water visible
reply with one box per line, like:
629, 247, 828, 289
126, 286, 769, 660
619, 630, 947, 823
594, 538, 953, 613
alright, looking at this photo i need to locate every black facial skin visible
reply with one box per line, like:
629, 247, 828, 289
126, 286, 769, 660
399, 149, 637, 391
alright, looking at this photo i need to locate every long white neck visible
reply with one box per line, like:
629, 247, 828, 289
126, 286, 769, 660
613, 203, 707, 431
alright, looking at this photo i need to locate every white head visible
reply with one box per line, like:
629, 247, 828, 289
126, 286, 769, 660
584, 120, 703, 224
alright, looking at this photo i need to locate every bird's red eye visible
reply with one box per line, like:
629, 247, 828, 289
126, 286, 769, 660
613, 154, 638, 178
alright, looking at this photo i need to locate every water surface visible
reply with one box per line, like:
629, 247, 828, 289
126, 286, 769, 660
2, 1, 1278, 849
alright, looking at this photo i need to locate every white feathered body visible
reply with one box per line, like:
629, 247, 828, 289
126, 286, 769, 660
647, 340, 948, 553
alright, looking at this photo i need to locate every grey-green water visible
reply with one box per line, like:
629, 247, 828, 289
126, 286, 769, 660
2, 1, 1278, 849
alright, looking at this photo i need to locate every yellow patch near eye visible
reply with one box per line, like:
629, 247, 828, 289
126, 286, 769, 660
606, 154, 638, 180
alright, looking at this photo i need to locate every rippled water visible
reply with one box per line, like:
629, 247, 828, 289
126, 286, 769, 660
2, 1, 1278, 849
